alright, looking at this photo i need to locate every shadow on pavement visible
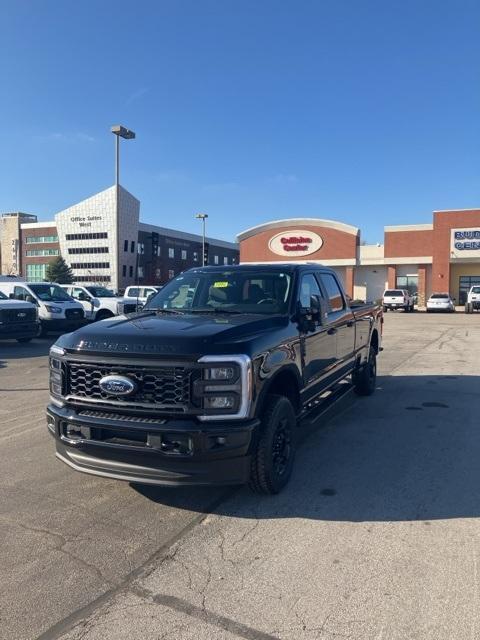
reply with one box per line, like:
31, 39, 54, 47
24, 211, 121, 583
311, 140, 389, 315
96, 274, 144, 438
134, 373, 480, 523
0, 337, 56, 363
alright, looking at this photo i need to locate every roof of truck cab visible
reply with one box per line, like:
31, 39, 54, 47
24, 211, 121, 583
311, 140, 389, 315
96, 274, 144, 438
186, 264, 330, 273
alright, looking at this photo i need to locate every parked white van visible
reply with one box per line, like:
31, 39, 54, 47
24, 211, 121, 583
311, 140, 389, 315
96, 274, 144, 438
0, 281, 85, 335
60, 285, 125, 321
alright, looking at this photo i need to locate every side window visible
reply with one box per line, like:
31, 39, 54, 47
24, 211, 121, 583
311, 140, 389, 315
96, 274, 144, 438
128, 287, 139, 297
72, 287, 85, 300
319, 273, 345, 313
14, 286, 28, 301
299, 274, 322, 308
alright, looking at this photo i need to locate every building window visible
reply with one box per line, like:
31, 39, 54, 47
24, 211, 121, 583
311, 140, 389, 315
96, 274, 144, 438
396, 275, 418, 297
68, 247, 109, 254
193, 251, 198, 261
124, 240, 128, 252
74, 275, 111, 283
223, 257, 228, 265
131, 241, 135, 253
71, 262, 110, 270
26, 263, 48, 282
138, 266, 144, 278
168, 248, 174, 258
168, 269, 175, 279
156, 246, 161, 257
138, 243, 145, 255
181, 249, 187, 260
129, 265, 133, 277
25, 235, 58, 244
214, 255, 219, 265
122, 265, 127, 277
66, 232, 108, 241
26, 249, 59, 257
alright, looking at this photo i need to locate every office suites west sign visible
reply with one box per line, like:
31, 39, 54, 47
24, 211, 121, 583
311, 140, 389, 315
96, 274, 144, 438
268, 230, 323, 257
451, 228, 480, 259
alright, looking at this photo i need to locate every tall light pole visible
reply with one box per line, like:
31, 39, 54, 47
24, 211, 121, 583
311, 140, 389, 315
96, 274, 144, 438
195, 213, 208, 266
111, 125, 135, 291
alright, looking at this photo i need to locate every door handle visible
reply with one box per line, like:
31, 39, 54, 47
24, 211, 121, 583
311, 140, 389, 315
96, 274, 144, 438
327, 327, 337, 335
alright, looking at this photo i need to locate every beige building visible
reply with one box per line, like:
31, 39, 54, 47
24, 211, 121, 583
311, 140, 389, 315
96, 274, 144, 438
0, 212, 38, 276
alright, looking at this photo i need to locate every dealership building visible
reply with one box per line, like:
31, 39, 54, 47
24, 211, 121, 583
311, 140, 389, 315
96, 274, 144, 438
0, 185, 239, 290
237, 208, 480, 305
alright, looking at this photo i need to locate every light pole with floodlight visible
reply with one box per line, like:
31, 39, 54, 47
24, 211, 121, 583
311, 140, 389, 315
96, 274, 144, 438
111, 125, 135, 291
195, 213, 208, 266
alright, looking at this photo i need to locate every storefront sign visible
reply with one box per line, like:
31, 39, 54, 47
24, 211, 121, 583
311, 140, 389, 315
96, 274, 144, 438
70, 215, 102, 228
451, 228, 480, 257
269, 230, 323, 257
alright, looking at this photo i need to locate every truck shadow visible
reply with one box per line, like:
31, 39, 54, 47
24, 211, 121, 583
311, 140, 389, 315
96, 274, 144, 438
134, 373, 480, 523
0, 337, 56, 363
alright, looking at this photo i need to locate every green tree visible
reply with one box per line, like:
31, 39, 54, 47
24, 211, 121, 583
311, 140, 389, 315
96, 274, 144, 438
45, 256, 74, 284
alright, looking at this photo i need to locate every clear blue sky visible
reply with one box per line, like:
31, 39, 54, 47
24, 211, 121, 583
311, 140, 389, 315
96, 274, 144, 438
1, 0, 479, 243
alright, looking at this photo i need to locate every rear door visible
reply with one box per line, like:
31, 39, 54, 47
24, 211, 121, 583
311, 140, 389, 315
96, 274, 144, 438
317, 272, 355, 374
298, 273, 337, 406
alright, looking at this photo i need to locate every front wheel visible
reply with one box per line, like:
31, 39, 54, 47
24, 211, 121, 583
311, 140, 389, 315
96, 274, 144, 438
249, 394, 296, 494
354, 346, 377, 396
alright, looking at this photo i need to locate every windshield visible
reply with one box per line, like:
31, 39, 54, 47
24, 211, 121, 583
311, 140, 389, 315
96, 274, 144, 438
29, 284, 73, 302
384, 290, 404, 297
0, 290, 6, 300
86, 287, 116, 298
431, 293, 449, 299
145, 270, 293, 315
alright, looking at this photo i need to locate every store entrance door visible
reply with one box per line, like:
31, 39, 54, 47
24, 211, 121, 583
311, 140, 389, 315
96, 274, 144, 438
459, 275, 480, 305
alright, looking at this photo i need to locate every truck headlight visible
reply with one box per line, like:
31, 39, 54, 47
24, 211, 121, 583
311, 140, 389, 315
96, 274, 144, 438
49, 345, 65, 397
196, 355, 252, 421
45, 305, 62, 314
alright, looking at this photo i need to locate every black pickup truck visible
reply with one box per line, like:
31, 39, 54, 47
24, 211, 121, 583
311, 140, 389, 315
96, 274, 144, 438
47, 264, 382, 494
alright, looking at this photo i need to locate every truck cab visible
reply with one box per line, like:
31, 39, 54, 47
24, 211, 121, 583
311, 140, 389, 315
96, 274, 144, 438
47, 264, 382, 494
61, 285, 125, 322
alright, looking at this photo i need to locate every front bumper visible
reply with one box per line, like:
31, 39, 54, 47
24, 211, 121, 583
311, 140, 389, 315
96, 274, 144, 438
47, 403, 259, 486
0, 321, 40, 339
42, 317, 85, 332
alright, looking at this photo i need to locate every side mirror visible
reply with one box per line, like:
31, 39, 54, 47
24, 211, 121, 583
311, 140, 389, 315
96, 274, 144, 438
8, 293, 14, 299
78, 292, 88, 301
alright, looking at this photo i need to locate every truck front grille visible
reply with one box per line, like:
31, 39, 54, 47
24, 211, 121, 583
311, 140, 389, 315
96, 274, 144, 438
66, 361, 191, 410
0, 308, 36, 323
65, 308, 84, 320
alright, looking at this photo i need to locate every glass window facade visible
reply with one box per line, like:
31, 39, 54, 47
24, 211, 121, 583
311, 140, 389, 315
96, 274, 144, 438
25, 235, 58, 244
26, 248, 59, 257
26, 263, 48, 282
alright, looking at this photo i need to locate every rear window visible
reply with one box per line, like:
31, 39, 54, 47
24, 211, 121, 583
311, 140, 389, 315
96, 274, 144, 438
384, 290, 404, 297
471, 287, 480, 294
430, 294, 449, 299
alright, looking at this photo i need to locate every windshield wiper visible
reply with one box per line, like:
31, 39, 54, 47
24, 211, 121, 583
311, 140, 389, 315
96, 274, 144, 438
189, 308, 244, 315
153, 308, 186, 315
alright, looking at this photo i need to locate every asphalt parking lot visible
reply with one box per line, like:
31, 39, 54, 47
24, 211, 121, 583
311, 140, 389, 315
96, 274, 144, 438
1, 311, 480, 640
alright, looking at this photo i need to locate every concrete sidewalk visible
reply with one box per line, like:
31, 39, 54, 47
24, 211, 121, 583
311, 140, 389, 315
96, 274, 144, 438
46, 314, 480, 640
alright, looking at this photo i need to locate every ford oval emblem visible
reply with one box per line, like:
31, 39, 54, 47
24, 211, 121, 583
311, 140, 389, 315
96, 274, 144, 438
99, 375, 137, 396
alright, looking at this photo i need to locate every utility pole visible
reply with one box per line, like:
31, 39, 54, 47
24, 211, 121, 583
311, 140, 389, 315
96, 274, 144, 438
195, 213, 208, 266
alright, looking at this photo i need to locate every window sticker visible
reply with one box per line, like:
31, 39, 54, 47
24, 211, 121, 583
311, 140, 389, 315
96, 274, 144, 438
213, 281, 229, 288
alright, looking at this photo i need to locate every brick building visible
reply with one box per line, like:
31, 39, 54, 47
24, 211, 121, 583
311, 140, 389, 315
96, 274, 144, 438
237, 209, 480, 305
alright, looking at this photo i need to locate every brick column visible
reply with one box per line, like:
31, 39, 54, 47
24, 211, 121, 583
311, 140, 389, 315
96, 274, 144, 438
417, 265, 427, 307
387, 265, 396, 289
345, 266, 354, 298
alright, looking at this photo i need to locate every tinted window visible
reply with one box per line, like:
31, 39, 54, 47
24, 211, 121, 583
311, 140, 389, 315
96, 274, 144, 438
14, 286, 29, 300
0, 290, 6, 300
471, 287, 480, 294
320, 273, 344, 312
299, 274, 322, 308
384, 290, 404, 296
86, 287, 115, 297
127, 288, 140, 297
431, 293, 449, 299
29, 284, 72, 301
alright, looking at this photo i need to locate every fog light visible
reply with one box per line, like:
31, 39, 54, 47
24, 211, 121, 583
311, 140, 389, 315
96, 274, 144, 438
204, 396, 235, 409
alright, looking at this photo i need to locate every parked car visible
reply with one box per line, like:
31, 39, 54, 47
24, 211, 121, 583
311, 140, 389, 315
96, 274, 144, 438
465, 286, 480, 313
47, 264, 382, 494
382, 289, 415, 312
122, 285, 163, 311
0, 281, 85, 335
0, 289, 40, 342
60, 285, 125, 321
426, 293, 455, 313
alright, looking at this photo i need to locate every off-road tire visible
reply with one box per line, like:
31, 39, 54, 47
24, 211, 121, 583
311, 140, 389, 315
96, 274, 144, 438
354, 346, 377, 396
249, 394, 296, 495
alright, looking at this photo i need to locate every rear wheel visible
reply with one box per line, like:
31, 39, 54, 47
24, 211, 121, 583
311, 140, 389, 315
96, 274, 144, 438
95, 310, 114, 321
354, 346, 377, 396
249, 394, 296, 494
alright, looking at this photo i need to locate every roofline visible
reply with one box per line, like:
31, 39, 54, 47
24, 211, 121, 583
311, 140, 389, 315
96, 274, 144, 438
384, 224, 433, 232
20, 221, 56, 229
138, 222, 238, 250
433, 208, 480, 213
237, 218, 360, 241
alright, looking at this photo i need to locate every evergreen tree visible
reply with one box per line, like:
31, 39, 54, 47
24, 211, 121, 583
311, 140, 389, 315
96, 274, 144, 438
45, 256, 74, 284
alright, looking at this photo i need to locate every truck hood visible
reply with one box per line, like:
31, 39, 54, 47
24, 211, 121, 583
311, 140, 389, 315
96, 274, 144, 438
57, 311, 289, 356
0, 300, 36, 310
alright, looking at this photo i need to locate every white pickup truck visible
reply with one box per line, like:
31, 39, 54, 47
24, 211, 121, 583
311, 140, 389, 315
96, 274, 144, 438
121, 285, 162, 312
465, 286, 480, 313
382, 289, 415, 313
61, 285, 125, 322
